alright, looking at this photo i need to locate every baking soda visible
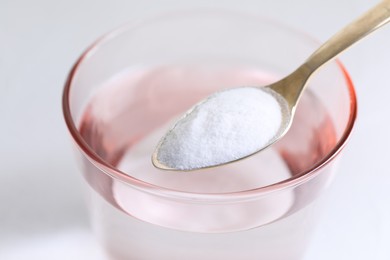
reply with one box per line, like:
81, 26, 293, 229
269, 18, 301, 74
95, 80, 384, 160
156, 87, 287, 170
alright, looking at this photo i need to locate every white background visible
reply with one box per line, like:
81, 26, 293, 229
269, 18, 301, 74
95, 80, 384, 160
1, 0, 390, 259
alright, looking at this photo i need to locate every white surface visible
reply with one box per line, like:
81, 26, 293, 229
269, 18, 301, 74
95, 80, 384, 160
1, 0, 390, 259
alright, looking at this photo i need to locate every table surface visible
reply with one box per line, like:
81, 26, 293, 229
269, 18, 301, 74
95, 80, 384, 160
1, 0, 390, 259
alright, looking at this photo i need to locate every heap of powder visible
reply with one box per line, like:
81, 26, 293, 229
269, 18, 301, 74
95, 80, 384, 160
156, 87, 286, 170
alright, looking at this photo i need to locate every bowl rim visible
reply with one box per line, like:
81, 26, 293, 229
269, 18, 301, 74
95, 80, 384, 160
62, 10, 357, 202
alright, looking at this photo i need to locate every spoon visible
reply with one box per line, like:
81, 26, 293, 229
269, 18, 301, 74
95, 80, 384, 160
153, 0, 390, 171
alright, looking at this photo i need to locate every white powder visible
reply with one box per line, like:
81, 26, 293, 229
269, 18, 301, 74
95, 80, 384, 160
156, 87, 287, 170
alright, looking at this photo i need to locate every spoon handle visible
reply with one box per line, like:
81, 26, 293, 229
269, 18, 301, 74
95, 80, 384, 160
305, 0, 390, 71
270, 0, 390, 109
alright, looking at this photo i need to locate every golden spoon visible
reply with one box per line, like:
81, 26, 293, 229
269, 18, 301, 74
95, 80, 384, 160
153, 0, 390, 171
